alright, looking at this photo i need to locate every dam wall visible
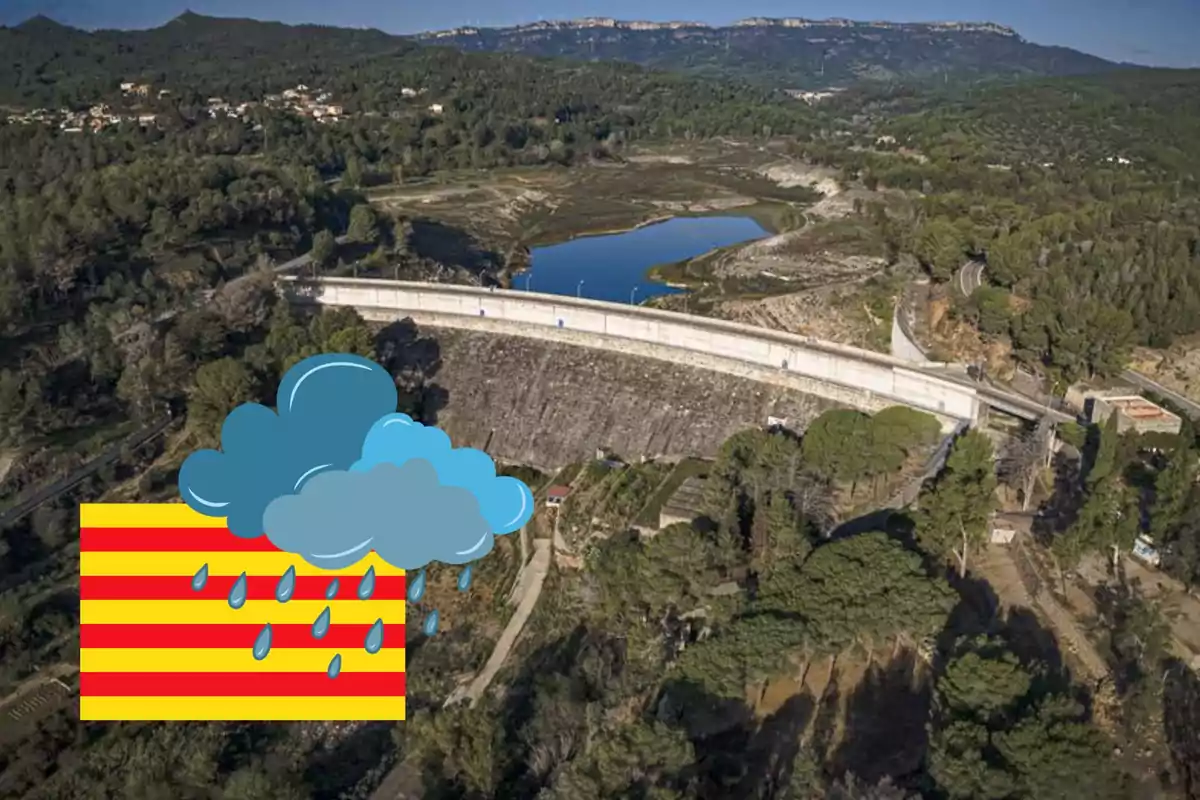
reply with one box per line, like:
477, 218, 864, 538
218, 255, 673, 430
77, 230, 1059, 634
284, 278, 982, 425
423, 329, 847, 469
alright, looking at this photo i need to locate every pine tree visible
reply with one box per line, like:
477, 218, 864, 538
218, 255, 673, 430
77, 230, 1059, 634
914, 430, 998, 577
1151, 429, 1197, 539
1086, 411, 1120, 488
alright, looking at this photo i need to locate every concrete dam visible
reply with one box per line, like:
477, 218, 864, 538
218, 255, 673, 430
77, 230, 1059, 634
416, 327, 844, 469
282, 277, 1063, 466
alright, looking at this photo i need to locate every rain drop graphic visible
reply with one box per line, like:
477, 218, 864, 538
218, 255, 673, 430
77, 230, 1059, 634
191, 563, 209, 592
457, 564, 473, 592
227, 572, 248, 610
253, 623, 272, 660
327, 653, 342, 679
312, 606, 331, 639
364, 618, 385, 654
325, 577, 340, 599
423, 610, 440, 637
407, 569, 426, 603
275, 566, 296, 603
357, 565, 376, 600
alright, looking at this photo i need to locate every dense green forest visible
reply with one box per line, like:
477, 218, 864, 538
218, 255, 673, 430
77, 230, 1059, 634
799, 69, 1200, 382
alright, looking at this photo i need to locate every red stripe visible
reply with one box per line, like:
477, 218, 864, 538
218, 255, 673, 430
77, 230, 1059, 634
80, 575, 407, 601
80, 624, 406, 649
80, 528, 282, 551
81, 671, 406, 697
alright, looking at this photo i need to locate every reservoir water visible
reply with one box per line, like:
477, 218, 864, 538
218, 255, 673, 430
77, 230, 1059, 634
522, 216, 768, 304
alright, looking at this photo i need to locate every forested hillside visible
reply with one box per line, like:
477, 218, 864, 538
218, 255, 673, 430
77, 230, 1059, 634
800, 68, 1200, 381
417, 18, 1122, 89
1, 11, 811, 130
0, 12, 819, 441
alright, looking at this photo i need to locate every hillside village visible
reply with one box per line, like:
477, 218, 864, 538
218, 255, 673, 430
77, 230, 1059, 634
3, 81, 442, 133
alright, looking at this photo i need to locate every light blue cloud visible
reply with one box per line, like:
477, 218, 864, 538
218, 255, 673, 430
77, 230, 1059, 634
352, 413, 533, 534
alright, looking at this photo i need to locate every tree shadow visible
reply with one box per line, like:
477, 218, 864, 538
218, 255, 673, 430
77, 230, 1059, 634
937, 568, 1069, 686
1003, 607, 1066, 678
492, 625, 629, 797
831, 649, 930, 786
1032, 450, 1085, 546
656, 676, 813, 800
810, 662, 842, 770
736, 692, 817, 799
303, 721, 396, 800
409, 219, 503, 282
938, 573, 1001, 652
1163, 657, 1200, 798
374, 318, 448, 425
829, 508, 898, 541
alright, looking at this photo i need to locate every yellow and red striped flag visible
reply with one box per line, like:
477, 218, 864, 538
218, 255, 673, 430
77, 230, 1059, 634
79, 503, 406, 721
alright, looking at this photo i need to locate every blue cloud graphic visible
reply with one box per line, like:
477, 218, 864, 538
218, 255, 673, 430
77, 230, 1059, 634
352, 413, 533, 534
178, 353, 398, 537
262, 460, 495, 571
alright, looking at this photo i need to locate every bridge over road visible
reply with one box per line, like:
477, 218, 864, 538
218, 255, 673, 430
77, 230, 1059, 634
281, 277, 1073, 427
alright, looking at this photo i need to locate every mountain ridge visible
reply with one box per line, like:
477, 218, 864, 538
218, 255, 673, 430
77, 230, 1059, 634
417, 16, 1022, 40
410, 15, 1125, 89
0, 12, 1131, 101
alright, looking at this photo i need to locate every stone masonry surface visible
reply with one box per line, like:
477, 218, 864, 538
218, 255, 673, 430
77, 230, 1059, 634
423, 327, 845, 468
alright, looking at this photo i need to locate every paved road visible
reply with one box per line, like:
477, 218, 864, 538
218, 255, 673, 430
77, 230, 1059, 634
0, 416, 175, 530
259, 235, 350, 282
1120, 369, 1200, 420
957, 260, 985, 296
445, 538, 552, 709
891, 292, 930, 363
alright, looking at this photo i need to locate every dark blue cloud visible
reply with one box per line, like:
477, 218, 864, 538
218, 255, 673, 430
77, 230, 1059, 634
262, 460, 495, 571
178, 353, 397, 537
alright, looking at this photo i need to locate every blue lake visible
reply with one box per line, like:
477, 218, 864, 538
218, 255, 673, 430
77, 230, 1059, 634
520, 216, 768, 304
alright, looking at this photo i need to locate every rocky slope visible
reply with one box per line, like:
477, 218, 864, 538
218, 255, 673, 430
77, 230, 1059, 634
425, 329, 841, 468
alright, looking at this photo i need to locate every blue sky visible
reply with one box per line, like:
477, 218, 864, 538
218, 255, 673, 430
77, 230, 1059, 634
3, 0, 1197, 67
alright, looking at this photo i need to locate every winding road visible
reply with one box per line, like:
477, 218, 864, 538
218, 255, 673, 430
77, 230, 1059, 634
945, 262, 1200, 418
1120, 369, 1200, 420
957, 260, 986, 297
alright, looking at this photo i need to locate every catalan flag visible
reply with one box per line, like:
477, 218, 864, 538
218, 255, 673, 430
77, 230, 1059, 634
79, 504, 406, 721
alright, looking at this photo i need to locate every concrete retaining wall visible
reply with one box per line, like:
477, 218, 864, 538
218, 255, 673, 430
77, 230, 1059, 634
891, 296, 931, 364
284, 278, 982, 423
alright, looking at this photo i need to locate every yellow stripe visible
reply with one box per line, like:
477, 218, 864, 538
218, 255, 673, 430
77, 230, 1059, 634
80, 696, 406, 721
81, 600, 405, 625
82, 504, 229, 529
81, 648, 406, 673
81, 551, 404, 577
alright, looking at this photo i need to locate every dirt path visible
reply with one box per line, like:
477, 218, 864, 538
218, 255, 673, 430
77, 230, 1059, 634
0, 450, 15, 485
1117, 557, 1200, 665
976, 542, 1109, 684
447, 538, 552, 708
1032, 585, 1109, 682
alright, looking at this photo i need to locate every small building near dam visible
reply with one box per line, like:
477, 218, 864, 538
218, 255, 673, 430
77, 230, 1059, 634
545, 485, 571, 508
1088, 394, 1182, 437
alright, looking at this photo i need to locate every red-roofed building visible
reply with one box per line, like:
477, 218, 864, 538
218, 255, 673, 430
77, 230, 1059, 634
546, 486, 571, 508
